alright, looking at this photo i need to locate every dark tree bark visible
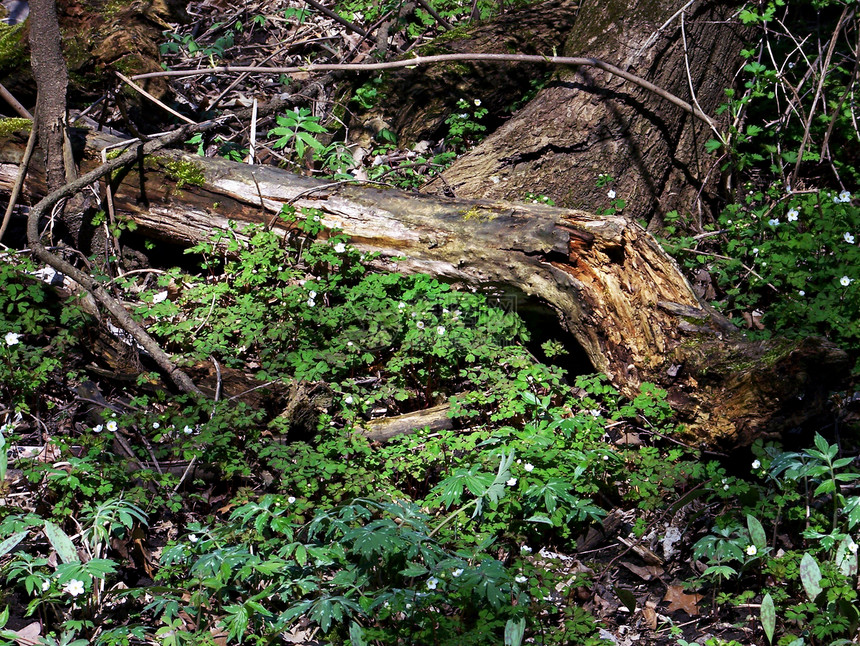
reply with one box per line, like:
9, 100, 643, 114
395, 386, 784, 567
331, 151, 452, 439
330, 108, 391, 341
421, 0, 749, 228
0, 127, 848, 447
28, 0, 68, 192
348, 0, 580, 146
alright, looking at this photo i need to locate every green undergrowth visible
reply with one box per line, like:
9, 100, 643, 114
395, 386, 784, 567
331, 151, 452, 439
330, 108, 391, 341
0, 207, 859, 645
659, 0, 860, 373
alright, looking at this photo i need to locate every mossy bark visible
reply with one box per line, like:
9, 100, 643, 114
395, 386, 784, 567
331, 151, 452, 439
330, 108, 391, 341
0, 0, 185, 120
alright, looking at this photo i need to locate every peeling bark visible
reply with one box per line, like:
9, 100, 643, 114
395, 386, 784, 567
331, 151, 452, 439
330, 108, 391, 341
0, 128, 848, 446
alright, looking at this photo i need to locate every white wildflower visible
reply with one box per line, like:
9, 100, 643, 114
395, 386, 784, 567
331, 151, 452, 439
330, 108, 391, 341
752, 459, 761, 470
521, 545, 532, 554
473, 99, 481, 106
839, 190, 852, 202
752, 248, 759, 255
92, 424, 103, 433
189, 535, 198, 543
4, 332, 20, 346
506, 478, 517, 487
745, 544, 757, 556
607, 189, 616, 199
799, 290, 805, 296
850, 542, 858, 554
427, 577, 439, 590
334, 242, 346, 253
183, 425, 193, 435
515, 575, 528, 583
307, 298, 315, 307
63, 579, 85, 597
452, 568, 463, 578
106, 420, 118, 433
398, 302, 407, 309
787, 208, 799, 222
41, 580, 51, 591
309, 290, 317, 299
416, 321, 425, 329
844, 232, 855, 244
287, 496, 296, 504
524, 463, 534, 472
152, 422, 160, 429
768, 218, 780, 226
841, 276, 854, 287
437, 326, 445, 335
345, 395, 354, 405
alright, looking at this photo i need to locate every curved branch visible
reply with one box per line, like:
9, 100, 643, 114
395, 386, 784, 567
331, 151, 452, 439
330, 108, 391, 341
131, 53, 724, 139
25, 121, 222, 396
23, 92, 302, 396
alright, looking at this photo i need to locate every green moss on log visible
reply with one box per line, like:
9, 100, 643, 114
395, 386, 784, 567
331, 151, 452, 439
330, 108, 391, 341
0, 118, 32, 137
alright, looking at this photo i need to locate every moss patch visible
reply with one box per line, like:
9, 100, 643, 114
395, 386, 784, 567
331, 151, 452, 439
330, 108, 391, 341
161, 158, 206, 189
0, 23, 27, 73
0, 118, 32, 137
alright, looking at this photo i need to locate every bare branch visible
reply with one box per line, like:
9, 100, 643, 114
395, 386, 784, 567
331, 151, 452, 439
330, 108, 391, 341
130, 52, 724, 136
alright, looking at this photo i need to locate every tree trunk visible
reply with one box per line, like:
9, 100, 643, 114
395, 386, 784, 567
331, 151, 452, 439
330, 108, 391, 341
423, 0, 749, 228
0, 127, 848, 447
347, 0, 580, 146
28, 0, 68, 192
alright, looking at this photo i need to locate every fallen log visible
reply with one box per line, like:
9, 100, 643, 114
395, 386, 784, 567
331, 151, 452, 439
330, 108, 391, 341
365, 403, 454, 443
0, 126, 848, 446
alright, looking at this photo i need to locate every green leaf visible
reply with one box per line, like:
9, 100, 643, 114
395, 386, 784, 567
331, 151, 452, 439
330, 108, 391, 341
761, 592, 775, 644
504, 617, 525, 646
0, 531, 27, 558
800, 553, 822, 601
614, 586, 637, 613
705, 139, 723, 153
836, 536, 858, 577
349, 621, 368, 646
813, 433, 832, 457
747, 515, 767, 549
44, 521, 80, 564
400, 562, 428, 577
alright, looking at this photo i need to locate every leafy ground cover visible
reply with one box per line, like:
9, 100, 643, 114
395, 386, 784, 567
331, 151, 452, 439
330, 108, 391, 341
1, 205, 859, 645
2, 0, 860, 643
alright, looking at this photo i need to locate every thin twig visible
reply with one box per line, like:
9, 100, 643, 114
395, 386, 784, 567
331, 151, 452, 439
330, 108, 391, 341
0, 114, 37, 244
677, 247, 779, 292
0, 81, 32, 119
790, 6, 853, 185
248, 97, 258, 165
115, 72, 197, 125
634, 0, 699, 62
129, 53, 725, 137
302, 0, 368, 39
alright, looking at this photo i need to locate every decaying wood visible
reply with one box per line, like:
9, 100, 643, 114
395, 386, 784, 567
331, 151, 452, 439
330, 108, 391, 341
0, 127, 848, 446
364, 403, 453, 442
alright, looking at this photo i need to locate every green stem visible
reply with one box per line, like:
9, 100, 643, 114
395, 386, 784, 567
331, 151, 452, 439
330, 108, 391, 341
429, 499, 477, 539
